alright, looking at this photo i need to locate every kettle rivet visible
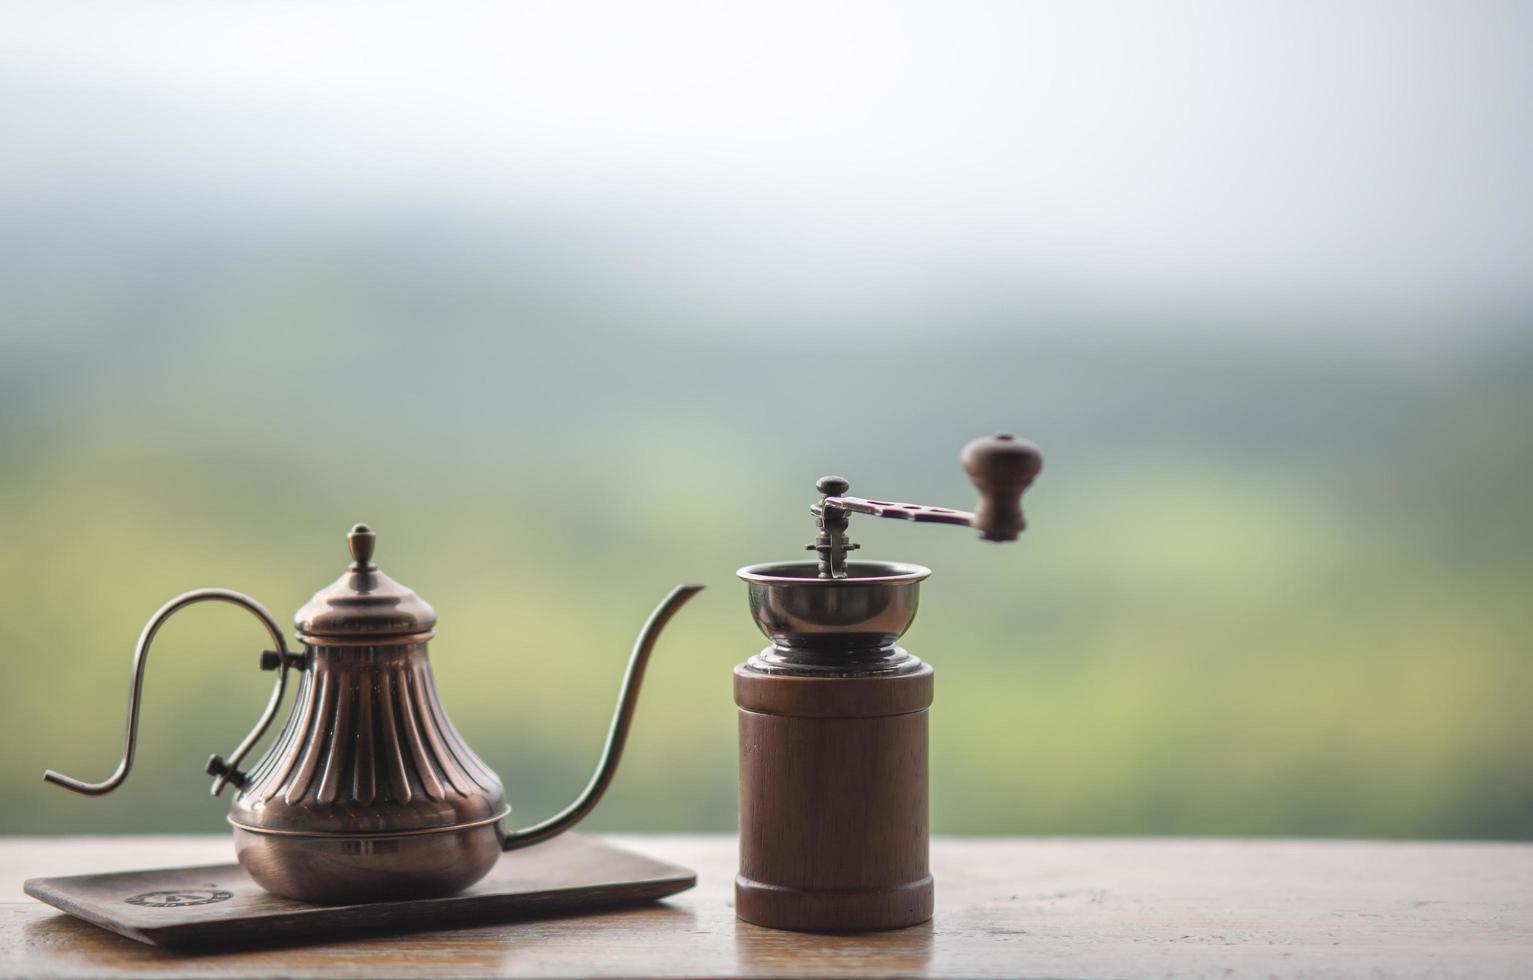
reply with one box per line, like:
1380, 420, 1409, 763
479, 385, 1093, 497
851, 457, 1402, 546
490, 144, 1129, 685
205, 754, 248, 789
260, 650, 305, 671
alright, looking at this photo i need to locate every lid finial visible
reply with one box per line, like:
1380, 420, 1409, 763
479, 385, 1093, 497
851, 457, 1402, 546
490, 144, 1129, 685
295, 523, 436, 640
348, 523, 377, 570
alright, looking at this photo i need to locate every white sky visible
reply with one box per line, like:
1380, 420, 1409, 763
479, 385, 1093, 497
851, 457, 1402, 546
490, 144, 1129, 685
3, 1, 1531, 327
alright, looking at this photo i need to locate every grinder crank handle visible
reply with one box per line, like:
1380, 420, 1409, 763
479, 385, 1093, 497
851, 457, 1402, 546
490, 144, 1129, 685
814, 433, 1043, 549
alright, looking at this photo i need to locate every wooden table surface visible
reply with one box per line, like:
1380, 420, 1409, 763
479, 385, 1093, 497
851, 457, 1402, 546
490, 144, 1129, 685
2, 835, 1529, 978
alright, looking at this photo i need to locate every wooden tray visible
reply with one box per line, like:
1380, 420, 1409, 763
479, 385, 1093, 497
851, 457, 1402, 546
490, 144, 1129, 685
23, 833, 695, 949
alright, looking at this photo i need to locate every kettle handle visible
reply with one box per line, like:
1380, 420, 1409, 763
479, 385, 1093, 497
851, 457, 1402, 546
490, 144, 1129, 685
42, 589, 300, 798
499, 583, 704, 851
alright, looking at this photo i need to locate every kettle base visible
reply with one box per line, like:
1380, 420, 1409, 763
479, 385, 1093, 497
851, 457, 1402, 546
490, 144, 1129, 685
233, 825, 501, 904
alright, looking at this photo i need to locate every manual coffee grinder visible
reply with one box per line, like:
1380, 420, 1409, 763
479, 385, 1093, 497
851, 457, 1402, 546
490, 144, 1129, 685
734, 433, 1042, 933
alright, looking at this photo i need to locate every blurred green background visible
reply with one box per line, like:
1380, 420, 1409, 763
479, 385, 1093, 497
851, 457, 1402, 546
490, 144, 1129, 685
3, 1, 1530, 839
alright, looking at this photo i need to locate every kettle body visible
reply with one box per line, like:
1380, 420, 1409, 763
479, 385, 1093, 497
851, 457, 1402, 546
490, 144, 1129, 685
44, 524, 701, 904
230, 637, 509, 902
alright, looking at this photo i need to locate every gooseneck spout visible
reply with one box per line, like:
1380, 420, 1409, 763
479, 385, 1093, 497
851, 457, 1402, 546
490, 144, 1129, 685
498, 583, 704, 852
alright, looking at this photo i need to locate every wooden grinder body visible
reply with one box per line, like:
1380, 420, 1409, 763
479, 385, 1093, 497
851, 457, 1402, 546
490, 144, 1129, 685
734, 661, 934, 932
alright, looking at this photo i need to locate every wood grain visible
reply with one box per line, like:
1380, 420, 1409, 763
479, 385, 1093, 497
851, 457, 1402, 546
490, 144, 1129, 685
3, 835, 1531, 978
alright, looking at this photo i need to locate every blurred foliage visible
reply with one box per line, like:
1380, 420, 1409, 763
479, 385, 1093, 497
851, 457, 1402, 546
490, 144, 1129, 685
2, 241, 1530, 839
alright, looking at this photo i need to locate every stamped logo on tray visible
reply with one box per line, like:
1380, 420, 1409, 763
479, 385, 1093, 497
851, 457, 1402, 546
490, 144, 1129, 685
124, 886, 232, 908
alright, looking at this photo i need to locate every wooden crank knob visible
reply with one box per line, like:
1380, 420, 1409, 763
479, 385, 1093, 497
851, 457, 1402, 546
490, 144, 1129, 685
961, 434, 1043, 542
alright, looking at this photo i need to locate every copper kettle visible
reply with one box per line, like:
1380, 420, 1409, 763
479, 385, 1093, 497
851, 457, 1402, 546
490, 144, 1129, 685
43, 523, 702, 903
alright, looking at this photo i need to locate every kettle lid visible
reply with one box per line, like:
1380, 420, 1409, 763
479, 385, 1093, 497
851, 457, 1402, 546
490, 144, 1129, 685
295, 524, 437, 642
